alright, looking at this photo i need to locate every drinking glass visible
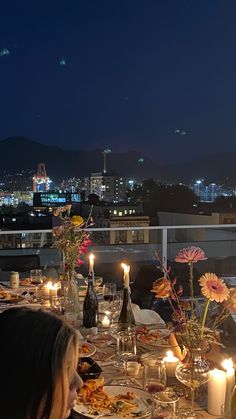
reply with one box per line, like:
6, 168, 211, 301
30, 269, 43, 297
143, 358, 166, 396
64, 297, 78, 324
117, 329, 137, 385
153, 388, 179, 419
103, 283, 116, 304
51, 296, 65, 315
84, 276, 103, 287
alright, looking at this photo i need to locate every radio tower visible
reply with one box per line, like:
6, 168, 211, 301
33, 163, 50, 192
102, 149, 111, 174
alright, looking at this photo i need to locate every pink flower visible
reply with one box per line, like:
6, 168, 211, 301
76, 259, 84, 267
175, 246, 207, 263
83, 239, 92, 248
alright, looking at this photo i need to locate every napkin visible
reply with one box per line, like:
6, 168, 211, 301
131, 303, 165, 326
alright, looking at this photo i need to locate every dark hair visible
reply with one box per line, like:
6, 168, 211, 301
132, 264, 163, 292
0, 308, 78, 419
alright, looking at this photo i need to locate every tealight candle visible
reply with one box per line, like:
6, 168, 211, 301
89, 254, 95, 275
208, 369, 226, 416
222, 358, 235, 418
102, 315, 110, 328
163, 350, 179, 377
121, 263, 130, 288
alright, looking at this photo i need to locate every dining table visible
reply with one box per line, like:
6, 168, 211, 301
1, 281, 235, 418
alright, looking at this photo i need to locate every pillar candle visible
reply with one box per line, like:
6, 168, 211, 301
208, 369, 226, 416
222, 358, 235, 418
42, 281, 51, 299
163, 350, 179, 377
50, 284, 58, 300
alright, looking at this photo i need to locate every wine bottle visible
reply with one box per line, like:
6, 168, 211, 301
118, 264, 135, 328
232, 384, 236, 418
83, 273, 98, 328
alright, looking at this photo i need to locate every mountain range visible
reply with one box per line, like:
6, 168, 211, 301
0, 136, 235, 183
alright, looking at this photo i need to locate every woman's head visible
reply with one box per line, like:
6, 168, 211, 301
0, 307, 81, 419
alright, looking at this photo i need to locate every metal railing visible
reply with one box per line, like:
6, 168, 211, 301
0, 224, 236, 273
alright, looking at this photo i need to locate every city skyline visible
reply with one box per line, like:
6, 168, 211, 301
1, 1, 236, 163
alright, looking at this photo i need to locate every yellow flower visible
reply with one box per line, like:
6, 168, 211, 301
151, 277, 172, 299
199, 273, 229, 303
70, 215, 84, 227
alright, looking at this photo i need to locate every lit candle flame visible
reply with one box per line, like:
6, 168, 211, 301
121, 263, 130, 274
222, 358, 234, 371
166, 350, 174, 358
89, 254, 95, 262
45, 281, 59, 291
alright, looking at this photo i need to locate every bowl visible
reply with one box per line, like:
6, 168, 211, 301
77, 357, 102, 381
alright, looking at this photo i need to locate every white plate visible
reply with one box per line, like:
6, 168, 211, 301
80, 342, 96, 357
74, 385, 154, 418
137, 328, 171, 347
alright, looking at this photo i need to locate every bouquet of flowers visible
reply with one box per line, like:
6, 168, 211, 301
151, 246, 236, 349
52, 205, 92, 279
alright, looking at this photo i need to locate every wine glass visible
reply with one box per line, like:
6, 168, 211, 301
175, 349, 210, 419
30, 269, 43, 297
103, 283, 116, 304
117, 329, 137, 385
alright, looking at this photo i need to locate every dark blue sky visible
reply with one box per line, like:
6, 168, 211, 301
1, 0, 236, 162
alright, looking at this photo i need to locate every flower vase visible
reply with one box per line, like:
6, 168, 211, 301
64, 270, 80, 322
175, 347, 210, 418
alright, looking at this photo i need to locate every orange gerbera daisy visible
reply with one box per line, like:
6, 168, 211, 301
151, 277, 172, 299
175, 246, 207, 263
199, 273, 229, 303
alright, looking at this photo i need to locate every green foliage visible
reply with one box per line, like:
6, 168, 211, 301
128, 179, 199, 216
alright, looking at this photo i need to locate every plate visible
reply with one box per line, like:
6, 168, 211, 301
137, 328, 171, 347
0, 289, 24, 304
80, 342, 96, 357
89, 333, 114, 348
74, 385, 154, 418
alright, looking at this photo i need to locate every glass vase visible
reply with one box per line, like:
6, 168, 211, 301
175, 347, 210, 419
64, 270, 80, 322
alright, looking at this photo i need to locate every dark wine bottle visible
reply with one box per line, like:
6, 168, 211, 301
118, 270, 135, 329
83, 274, 98, 328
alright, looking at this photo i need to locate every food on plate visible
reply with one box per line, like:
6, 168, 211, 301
21, 278, 31, 286
81, 343, 91, 354
93, 350, 115, 362
0, 288, 23, 303
77, 357, 102, 381
90, 333, 113, 347
78, 360, 91, 373
137, 326, 170, 345
77, 378, 138, 415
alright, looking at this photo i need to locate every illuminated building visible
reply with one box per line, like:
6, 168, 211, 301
33, 191, 81, 208
33, 163, 51, 192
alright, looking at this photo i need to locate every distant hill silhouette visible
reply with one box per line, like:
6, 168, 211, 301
0, 136, 235, 182
0, 137, 160, 179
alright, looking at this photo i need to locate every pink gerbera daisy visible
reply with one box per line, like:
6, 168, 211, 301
199, 273, 229, 303
175, 246, 207, 263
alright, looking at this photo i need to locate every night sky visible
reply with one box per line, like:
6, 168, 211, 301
1, 0, 236, 163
